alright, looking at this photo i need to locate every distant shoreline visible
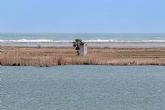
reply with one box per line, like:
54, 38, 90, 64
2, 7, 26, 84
1, 41, 165, 48
1, 46, 165, 66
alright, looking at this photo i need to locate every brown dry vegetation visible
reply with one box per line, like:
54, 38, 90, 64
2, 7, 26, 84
0, 46, 165, 66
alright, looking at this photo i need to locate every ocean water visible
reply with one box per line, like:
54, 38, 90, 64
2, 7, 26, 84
0, 33, 165, 42
1, 33, 165, 48
1, 65, 165, 110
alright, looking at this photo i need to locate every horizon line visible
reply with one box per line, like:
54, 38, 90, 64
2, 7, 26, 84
0, 32, 165, 34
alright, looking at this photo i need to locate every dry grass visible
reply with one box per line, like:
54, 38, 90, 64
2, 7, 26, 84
1, 46, 165, 66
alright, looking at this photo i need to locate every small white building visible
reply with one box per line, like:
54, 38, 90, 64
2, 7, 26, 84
79, 43, 87, 56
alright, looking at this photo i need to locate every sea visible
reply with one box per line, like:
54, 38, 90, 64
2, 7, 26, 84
1, 65, 165, 110
1, 33, 165, 48
0, 33, 165, 42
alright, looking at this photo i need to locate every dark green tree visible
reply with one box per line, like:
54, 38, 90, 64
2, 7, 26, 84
72, 39, 84, 55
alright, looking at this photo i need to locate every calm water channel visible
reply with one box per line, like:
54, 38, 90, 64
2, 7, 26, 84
1, 65, 165, 110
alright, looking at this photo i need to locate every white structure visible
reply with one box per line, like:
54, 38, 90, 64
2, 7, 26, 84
79, 43, 87, 56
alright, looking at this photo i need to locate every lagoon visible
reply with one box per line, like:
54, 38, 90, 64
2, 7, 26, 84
1, 66, 165, 110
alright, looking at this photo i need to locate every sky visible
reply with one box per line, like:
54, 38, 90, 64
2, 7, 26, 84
0, 0, 165, 33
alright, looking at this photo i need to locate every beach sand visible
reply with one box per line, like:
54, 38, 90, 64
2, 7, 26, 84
1, 42, 165, 48
1, 46, 165, 66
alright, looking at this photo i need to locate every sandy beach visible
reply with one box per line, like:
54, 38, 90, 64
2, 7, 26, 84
1, 46, 165, 66
1, 41, 165, 48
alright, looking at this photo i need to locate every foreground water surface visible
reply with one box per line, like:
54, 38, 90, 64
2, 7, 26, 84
1, 66, 165, 110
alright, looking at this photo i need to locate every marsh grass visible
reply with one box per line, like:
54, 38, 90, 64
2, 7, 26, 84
0, 46, 165, 66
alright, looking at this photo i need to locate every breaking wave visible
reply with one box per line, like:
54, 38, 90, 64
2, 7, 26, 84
1, 39, 165, 43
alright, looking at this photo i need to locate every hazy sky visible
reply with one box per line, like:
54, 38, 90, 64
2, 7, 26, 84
0, 0, 165, 33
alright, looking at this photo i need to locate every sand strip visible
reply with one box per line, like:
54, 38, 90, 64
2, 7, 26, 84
1, 42, 165, 48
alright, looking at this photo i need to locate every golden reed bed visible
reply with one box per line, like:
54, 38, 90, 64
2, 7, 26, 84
1, 46, 165, 66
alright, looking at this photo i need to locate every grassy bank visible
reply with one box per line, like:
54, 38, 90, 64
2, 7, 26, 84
0, 46, 165, 66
